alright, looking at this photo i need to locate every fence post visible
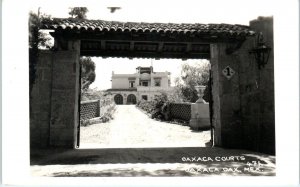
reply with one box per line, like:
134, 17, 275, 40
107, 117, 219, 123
98, 99, 101, 117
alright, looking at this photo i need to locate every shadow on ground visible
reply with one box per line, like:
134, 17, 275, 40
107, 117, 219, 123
31, 147, 275, 176
31, 147, 274, 165
51, 169, 192, 177
50, 165, 274, 177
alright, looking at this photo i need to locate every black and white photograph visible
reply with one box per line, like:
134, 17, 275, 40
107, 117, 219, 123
2, 0, 299, 185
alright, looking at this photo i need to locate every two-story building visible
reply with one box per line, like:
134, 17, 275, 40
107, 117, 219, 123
106, 66, 173, 104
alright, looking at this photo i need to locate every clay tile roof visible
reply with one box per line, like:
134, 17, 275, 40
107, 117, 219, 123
42, 18, 255, 37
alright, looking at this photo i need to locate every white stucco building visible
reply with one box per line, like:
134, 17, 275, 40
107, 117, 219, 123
106, 66, 174, 104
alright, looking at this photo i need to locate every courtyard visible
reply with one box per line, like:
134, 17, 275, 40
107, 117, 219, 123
80, 105, 211, 148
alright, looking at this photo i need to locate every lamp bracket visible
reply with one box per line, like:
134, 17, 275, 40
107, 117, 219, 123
249, 32, 272, 69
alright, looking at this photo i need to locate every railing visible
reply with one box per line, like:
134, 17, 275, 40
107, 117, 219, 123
169, 102, 191, 122
136, 86, 173, 92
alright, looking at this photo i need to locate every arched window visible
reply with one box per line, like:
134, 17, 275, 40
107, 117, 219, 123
127, 94, 137, 104
114, 94, 123, 105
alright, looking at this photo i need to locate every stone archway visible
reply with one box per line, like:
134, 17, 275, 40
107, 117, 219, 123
30, 17, 274, 154
127, 94, 137, 105
114, 94, 123, 105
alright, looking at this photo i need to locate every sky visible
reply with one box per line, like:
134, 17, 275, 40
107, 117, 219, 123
29, 0, 276, 90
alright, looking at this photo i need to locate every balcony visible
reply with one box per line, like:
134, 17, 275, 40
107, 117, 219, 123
137, 86, 173, 92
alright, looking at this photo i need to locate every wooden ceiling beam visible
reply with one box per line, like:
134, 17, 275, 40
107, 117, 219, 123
130, 41, 134, 51
158, 42, 164, 52
186, 43, 192, 53
80, 50, 210, 59
100, 40, 106, 50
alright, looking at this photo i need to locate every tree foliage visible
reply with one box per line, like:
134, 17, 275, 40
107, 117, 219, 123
69, 7, 88, 19
80, 57, 96, 92
29, 10, 52, 92
29, 11, 52, 50
175, 61, 210, 103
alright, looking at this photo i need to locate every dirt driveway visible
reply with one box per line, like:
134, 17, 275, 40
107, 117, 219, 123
80, 105, 211, 148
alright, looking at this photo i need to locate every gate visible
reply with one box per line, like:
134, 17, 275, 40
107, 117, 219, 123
127, 94, 137, 104
114, 94, 123, 105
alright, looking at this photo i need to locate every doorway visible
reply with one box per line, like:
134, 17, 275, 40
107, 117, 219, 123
127, 94, 137, 104
114, 94, 123, 105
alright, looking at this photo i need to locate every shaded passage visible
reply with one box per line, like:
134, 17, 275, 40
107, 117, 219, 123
31, 147, 276, 177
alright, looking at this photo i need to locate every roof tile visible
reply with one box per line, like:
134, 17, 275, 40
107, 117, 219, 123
42, 18, 255, 37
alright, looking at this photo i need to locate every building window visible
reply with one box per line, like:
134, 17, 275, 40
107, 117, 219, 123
142, 81, 148, 87
129, 81, 135, 88
142, 95, 148, 101
154, 79, 161, 86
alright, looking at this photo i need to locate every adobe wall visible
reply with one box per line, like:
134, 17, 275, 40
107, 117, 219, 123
210, 42, 244, 149
211, 17, 274, 154
30, 50, 53, 148
246, 17, 275, 154
30, 39, 81, 148
49, 40, 80, 147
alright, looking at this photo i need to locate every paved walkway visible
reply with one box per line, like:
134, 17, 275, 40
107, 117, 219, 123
80, 105, 211, 148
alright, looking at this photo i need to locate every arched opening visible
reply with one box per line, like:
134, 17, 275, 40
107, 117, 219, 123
127, 94, 137, 105
114, 94, 123, 105
35, 16, 275, 156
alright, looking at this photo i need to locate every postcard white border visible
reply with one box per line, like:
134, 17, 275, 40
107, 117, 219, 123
2, 0, 299, 186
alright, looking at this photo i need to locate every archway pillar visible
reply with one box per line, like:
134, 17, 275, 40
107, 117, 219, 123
49, 38, 81, 148
210, 43, 244, 148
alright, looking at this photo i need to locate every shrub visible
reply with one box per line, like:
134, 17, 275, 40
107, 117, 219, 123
80, 119, 91, 127
136, 93, 172, 121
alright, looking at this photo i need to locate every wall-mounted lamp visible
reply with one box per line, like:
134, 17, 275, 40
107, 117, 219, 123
249, 32, 272, 69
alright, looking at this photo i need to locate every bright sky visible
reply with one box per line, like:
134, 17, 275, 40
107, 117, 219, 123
29, 0, 276, 90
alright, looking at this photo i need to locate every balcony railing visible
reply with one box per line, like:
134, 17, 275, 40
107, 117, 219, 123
137, 86, 173, 92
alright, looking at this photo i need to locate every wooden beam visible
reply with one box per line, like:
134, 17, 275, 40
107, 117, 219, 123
130, 41, 134, 51
158, 42, 164, 52
101, 40, 106, 50
59, 31, 247, 44
186, 43, 192, 53
80, 50, 210, 59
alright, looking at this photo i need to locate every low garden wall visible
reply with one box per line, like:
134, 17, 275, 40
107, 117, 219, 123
137, 100, 192, 123
169, 103, 191, 121
80, 96, 115, 125
80, 100, 100, 120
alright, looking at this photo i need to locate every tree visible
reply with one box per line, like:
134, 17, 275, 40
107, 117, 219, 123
175, 61, 210, 103
80, 57, 96, 93
69, 7, 88, 19
29, 10, 52, 92
29, 11, 52, 50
